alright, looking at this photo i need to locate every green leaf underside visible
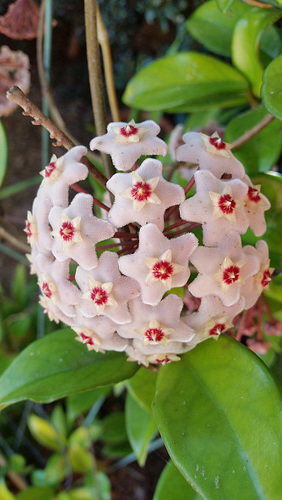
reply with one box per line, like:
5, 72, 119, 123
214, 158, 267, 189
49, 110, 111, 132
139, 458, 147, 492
125, 393, 157, 466
186, 1, 248, 57
152, 335, 282, 500
225, 106, 282, 174
231, 8, 281, 97
262, 54, 282, 120
127, 367, 157, 414
0, 329, 138, 410
154, 461, 200, 500
123, 52, 248, 111
0, 120, 8, 187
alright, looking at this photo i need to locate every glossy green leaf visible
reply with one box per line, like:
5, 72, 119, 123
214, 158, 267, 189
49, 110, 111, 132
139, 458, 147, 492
186, 1, 248, 56
67, 386, 110, 423
225, 106, 282, 174
0, 329, 138, 410
261, 54, 282, 120
152, 335, 282, 500
127, 367, 157, 414
232, 8, 281, 97
216, 0, 234, 13
123, 52, 249, 112
154, 461, 200, 500
125, 392, 158, 466
0, 121, 8, 187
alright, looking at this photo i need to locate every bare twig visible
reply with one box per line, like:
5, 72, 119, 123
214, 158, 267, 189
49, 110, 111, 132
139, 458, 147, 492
0, 453, 27, 491
0, 225, 30, 254
84, 0, 115, 180
231, 113, 275, 150
6, 86, 107, 187
97, 3, 119, 122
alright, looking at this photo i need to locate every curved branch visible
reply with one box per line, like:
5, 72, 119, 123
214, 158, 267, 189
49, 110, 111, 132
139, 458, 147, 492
231, 113, 275, 150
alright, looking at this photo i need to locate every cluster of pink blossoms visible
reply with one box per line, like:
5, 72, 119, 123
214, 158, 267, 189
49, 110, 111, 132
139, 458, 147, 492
25, 120, 274, 367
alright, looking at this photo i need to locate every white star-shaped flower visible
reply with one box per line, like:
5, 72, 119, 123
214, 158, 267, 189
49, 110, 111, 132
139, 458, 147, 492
117, 295, 195, 356
242, 175, 270, 237
188, 232, 260, 306
119, 223, 198, 305
76, 251, 140, 324
90, 119, 167, 171
72, 314, 128, 353
180, 170, 249, 246
176, 131, 245, 179
106, 159, 185, 230
49, 193, 115, 270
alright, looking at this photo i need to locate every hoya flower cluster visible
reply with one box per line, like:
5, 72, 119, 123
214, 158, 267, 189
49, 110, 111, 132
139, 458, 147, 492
25, 120, 273, 367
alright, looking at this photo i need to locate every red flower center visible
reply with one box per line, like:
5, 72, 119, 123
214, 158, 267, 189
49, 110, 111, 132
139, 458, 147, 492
120, 124, 138, 137
261, 269, 271, 287
131, 181, 152, 201
80, 333, 94, 345
90, 287, 108, 306
218, 194, 236, 214
156, 356, 171, 364
25, 221, 32, 237
45, 161, 57, 178
152, 260, 174, 281
209, 136, 226, 150
209, 323, 225, 336
59, 221, 75, 241
247, 186, 261, 203
145, 327, 165, 342
222, 265, 240, 285
42, 282, 52, 298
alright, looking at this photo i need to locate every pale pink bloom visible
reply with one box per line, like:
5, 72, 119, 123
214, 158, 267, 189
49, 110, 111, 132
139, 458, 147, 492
168, 124, 184, 160
106, 159, 185, 230
176, 131, 245, 179
246, 338, 271, 355
240, 240, 274, 309
75, 251, 140, 324
180, 170, 249, 246
30, 196, 53, 253
183, 295, 245, 346
90, 119, 167, 171
117, 295, 195, 356
38, 146, 88, 206
242, 175, 270, 236
0, 45, 30, 116
39, 296, 76, 326
49, 193, 115, 270
24, 210, 38, 247
72, 314, 128, 353
189, 232, 260, 306
36, 254, 81, 318
118, 223, 198, 306
126, 345, 181, 367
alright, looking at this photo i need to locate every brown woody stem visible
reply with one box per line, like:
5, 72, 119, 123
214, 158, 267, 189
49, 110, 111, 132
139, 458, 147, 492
6, 86, 108, 188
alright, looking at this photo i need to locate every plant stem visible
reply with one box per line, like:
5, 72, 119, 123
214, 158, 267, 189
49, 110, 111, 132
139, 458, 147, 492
231, 113, 275, 150
0, 225, 29, 253
6, 86, 108, 188
84, 0, 115, 180
96, 3, 119, 122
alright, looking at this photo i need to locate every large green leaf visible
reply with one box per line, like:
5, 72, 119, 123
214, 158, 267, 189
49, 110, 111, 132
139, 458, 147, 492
127, 366, 157, 414
125, 392, 158, 466
152, 335, 282, 500
0, 120, 8, 187
232, 8, 281, 97
225, 106, 282, 174
261, 54, 282, 120
123, 52, 249, 112
186, 1, 248, 57
154, 461, 200, 500
0, 329, 138, 410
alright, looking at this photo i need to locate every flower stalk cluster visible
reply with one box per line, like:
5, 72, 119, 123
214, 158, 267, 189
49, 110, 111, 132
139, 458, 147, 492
25, 121, 273, 367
